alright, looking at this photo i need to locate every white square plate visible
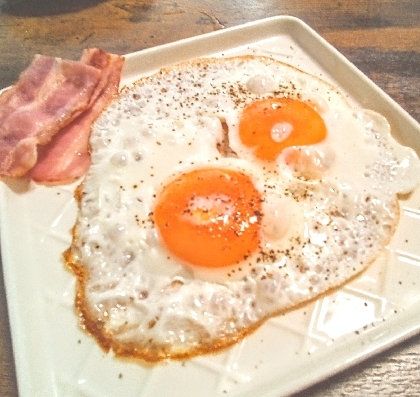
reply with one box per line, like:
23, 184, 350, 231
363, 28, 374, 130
2, 16, 420, 397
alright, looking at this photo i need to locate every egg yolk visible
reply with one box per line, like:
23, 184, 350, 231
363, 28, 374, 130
154, 168, 262, 268
239, 97, 327, 161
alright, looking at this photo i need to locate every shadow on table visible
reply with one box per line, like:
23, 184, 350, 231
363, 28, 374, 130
0, 0, 108, 16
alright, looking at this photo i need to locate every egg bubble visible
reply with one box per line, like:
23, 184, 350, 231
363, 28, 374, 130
107, 223, 126, 241
279, 145, 336, 180
246, 74, 278, 95
261, 194, 300, 242
271, 122, 293, 142
110, 152, 128, 167
305, 94, 330, 114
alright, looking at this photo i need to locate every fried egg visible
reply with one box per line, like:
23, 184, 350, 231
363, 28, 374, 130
66, 56, 420, 362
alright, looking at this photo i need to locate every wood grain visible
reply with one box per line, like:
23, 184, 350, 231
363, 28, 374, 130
0, 1, 419, 396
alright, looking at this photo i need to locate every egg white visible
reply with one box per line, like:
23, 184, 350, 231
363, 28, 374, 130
67, 55, 420, 362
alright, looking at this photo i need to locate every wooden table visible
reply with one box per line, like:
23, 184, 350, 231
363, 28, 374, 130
1, 1, 419, 395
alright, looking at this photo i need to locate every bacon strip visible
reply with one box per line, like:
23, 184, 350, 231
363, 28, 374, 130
28, 49, 124, 184
0, 56, 102, 177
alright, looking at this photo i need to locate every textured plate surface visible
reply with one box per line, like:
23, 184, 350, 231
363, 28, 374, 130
1, 16, 420, 397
